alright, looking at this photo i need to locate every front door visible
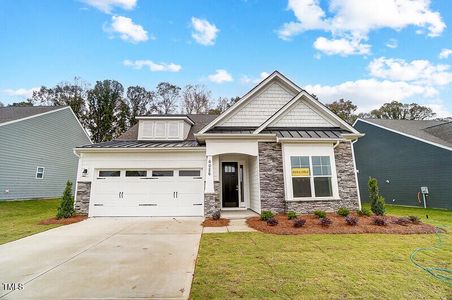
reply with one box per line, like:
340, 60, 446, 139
222, 162, 239, 207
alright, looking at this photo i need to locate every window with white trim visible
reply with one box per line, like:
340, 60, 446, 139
36, 167, 45, 179
291, 156, 333, 198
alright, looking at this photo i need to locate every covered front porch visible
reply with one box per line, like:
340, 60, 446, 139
203, 139, 261, 216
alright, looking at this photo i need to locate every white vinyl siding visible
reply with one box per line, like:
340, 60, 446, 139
219, 82, 295, 127
270, 100, 336, 127
248, 155, 260, 213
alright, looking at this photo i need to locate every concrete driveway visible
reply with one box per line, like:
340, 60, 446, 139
0, 217, 203, 299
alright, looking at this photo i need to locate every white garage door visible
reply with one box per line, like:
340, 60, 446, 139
89, 169, 204, 217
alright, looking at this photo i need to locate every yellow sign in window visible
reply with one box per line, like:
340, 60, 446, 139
292, 168, 310, 176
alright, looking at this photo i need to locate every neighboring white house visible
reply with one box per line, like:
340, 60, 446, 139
74, 71, 363, 217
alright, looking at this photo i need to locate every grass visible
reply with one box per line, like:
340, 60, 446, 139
191, 205, 451, 299
0, 199, 61, 245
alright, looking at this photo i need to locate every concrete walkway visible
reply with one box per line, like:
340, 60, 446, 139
203, 219, 257, 233
0, 217, 203, 299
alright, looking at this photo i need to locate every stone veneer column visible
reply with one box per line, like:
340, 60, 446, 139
204, 181, 220, 217
75, 182, 91, 215
334, 141, 359, 209
258, 142, 286, 213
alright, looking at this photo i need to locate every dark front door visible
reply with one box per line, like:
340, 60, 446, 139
222, 162, 239, 207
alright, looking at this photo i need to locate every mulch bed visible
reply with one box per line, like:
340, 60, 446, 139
246, 213, 438, 235
38, 215, 87, 225
202, 218, 230, 227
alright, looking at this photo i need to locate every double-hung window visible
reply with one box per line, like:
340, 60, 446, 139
291, 156, 333, 198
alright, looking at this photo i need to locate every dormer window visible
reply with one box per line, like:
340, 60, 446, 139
137, 116, 193, 141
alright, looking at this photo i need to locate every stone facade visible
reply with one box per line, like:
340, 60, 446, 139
333, 141, 360, 210
204, 181, 220, 216
258, 142, 286, 213
256, 141, 359, 214
75, 182, 91, 215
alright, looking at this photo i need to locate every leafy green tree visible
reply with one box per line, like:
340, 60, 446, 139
370, 101, 435, 120
368, 177, 385, 215
57, 181, 75, 219
127, 86, 154, 125
86, 80, 124, 143
28, 77, 89, 122
326, 99, 358, 124
155, 82, 181, 114
8, 101, 33, 107
115, 99, 131, 138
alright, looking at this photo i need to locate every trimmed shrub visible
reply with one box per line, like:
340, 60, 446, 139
394, 217, 410, 226
345, 216, 359, 226
57, 180, 75, 219
293, 219, 306, 228
337, 207, 350, 217
314, 210, 327, 218
373, 216, 387, 226
373, 195, 386, 216
287, 211, 297, 220
357, 208, 372, 217
212, 210, 221, 220
261, 211, 274, 221
368, 177, 385, 215
267, 217, 278, 226
319, 217, 332, 227
408, 215, 421, 224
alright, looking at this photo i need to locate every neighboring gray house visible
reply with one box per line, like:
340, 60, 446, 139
0, 106, 91, 200
353, 118, 452, 210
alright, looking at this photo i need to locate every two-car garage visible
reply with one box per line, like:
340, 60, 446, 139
89, 168, 204, 217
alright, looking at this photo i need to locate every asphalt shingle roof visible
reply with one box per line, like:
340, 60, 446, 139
361, 119, 452, 149
0, 106, 65, 125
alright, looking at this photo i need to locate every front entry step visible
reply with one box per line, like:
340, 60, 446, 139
220, 209, 259, 220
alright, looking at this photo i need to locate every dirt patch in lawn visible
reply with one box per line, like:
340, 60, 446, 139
246, 213, 437, 235
38, 215, 87, 225
202, 218, 230, 227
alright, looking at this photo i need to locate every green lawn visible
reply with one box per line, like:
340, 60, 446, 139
191, 205, 451, 299
0, 199, 61, 245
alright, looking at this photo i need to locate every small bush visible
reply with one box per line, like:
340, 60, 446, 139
266, 217, 278, 226
345, 216, 359, 226
337, 207, 350, 217
293, 219, 306, 228
319, 217, 332, 227
260, 211, 274, 221
287, 211, 297, 220
357, 208, 372, 217
373, 195, 386, 216
368, 177, 385, 215
212, 210, 221, 220
57, 180, 75, 219
408, 215, 421, 224
314, 210, 327, 218
373, 216, 387, 226
394, 217, 410, 226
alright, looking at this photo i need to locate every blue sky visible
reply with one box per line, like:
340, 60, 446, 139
1, 0, 451, 116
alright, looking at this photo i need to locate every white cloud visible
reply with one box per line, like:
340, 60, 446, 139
313, 36, 370, 56
191, 17, 219, 46
278, 0, 445, 55
2, 87, 39, 98
424, 102, 452, 118
386, 38, 398, 49
305, 79, 438, 112
208, 69, 233, 83
105, 16, 148, 43
439, 48, 452, 59
240, 72, 270, 84
123, 59, 182, 72
368, 57, 452, 86
83, 0, 136, 13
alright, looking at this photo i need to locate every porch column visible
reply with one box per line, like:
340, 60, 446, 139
205, 155, 215, 193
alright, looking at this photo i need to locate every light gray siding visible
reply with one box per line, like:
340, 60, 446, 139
0, 108, 91, 200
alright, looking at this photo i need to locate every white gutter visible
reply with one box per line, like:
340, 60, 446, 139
74, 147, 206, 155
